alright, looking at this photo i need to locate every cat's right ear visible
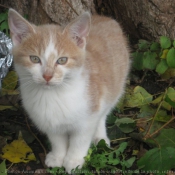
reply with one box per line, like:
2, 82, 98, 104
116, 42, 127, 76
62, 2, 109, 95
8, 8, 35, 46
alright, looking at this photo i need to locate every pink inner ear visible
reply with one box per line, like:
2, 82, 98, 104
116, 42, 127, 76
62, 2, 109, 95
73, 36, 85, 48
8, 9, 34, 46
68, 12, 91, 48
13, 34, 22, 45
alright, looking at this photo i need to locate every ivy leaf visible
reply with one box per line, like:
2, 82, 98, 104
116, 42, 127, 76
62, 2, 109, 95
165, 87, 175, 108
138, 40, 150, 50
137, 147, 175, 174
161, 68, 175, 79
0, 160, 7, 175
154, 109, 172, 122
132, 52, 144, 70
155, 128, 175, 147
150, 42, 160, 51
160, 36, 171, 49
156, 59, 168, 74
124, 86, 153, 107
143, 51, 159, 70
166, 48, 175, 68
115, 118, 135, 133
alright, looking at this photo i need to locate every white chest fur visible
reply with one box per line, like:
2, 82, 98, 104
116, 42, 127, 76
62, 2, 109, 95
20, 74, 89, 134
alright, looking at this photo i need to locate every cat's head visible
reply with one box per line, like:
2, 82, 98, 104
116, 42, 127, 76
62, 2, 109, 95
8, 9, 91, 87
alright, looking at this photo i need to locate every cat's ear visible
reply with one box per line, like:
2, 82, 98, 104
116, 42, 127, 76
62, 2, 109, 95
8, 8, 35, 46
64, 12, 91, 49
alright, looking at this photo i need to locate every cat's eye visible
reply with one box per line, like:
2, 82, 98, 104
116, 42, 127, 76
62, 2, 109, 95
30, 56, 41, 63
56, 57, 68, 65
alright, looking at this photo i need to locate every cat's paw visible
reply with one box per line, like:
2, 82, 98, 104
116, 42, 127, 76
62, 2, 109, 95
45, 152, 64, 168
94, 137, 110, 146
63, 157, 84, 174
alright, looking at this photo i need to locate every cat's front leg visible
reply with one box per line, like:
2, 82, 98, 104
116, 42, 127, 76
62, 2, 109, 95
63, 127, 95, 173
45, 133, 68, 168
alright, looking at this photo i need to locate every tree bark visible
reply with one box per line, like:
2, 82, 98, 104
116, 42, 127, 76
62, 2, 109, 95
0, 0, 95, 25
1, 0, 174, 41
94, 0, 175, 41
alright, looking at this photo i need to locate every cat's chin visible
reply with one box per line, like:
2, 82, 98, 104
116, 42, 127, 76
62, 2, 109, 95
41, 82, 61, 89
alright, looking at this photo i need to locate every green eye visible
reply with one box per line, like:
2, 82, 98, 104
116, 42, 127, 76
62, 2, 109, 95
57, 57, 68, 65
30, 56, 41, 63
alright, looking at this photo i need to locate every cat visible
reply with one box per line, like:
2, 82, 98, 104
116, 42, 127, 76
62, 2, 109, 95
8, 8, 130, 173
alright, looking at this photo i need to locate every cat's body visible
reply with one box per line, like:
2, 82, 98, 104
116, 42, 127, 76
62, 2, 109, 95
8, 9, 130, 173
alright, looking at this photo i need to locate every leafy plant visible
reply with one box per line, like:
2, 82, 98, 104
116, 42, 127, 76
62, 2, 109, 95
0, 160, 7, 175
48, 140, 136, 175
132, 36, 175, 79
0, 11, 9, 36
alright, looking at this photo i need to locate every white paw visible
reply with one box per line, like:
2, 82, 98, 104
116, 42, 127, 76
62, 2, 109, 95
63, 157, 84, 174
93, 137, 110, 146
45, 152, 64, 168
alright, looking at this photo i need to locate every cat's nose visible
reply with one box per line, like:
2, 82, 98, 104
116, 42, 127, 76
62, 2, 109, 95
43, 74, 53, 82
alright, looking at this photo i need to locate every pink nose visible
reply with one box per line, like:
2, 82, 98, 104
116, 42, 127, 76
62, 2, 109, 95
43, 74, 52, 82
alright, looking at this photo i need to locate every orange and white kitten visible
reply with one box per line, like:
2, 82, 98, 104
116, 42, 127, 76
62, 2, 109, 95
8, 9, 130, 173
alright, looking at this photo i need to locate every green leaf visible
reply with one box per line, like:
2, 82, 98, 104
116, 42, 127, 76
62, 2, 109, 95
2, 71, 18, 90
137, 147, 175, 174
0, 160, 7, 175
122, 157, 136, 168
160, 49, 169, 59
0, 13, 7, 22
160, 36, 171, 49
156, 59, 168, 74
132, 52, 144, 70
137, 105, 155, 118
154, 109, 172, 122
0, 12, 9, 36
124, 86, 153, 107
115, 142, 128, 156
152, 94, 171, 110
138, 40, 150, 50
155, 128, 175, 147
150, 42, 160, 51
90, 154, 107, 169
107, 113, 116, 125
0, 21, 9, 36
143, 51, 159, 70
164, 87, 175, 108
166, 48, 175, 68
173, 40, 175, 47
161, 68, 175, 79
115, 118, 135, 133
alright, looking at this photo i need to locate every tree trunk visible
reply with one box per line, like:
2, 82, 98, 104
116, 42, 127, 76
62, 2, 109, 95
1, 0, 174, 40
94, 0, 175, 41
0, 0, 95, 25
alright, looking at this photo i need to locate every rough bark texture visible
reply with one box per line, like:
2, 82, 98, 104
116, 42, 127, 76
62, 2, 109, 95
94, 0, 175, 41
0, 0, 95, 25
0, 0, 174, 40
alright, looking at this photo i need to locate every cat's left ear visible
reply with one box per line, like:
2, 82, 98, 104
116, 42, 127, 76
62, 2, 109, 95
64, 12, 91, 49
